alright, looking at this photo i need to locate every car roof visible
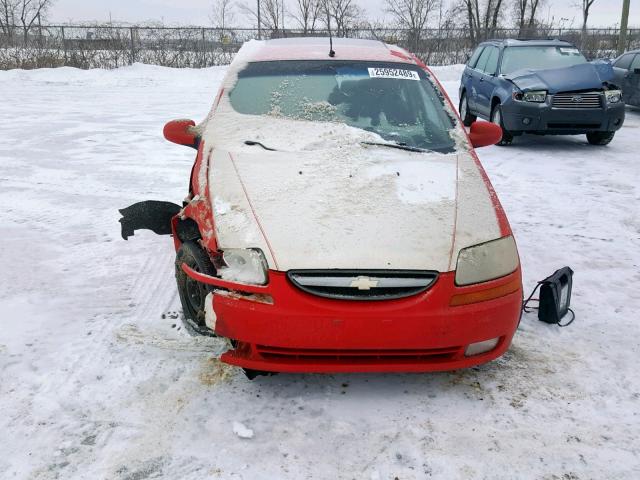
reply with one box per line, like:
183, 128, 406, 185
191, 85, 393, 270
480, 38, 576, 48
236, 37, 418, 64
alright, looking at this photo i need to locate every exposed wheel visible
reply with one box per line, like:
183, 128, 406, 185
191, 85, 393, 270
459, 91, 477, 127
586, 131, 615, 145
175, 241, 216, 334
491, 104, 513, 146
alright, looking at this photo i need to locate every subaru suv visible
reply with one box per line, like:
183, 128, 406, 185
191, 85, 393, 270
459, 39, 625, 145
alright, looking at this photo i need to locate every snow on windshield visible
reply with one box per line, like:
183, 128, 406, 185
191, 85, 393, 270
228, 60, 458, 154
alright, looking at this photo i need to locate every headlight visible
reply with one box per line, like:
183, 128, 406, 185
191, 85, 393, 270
521, 90, 547, 103
514, 90, 547, 103
455, 236, 519, 286
218, 248, 268, 285
605, 89, 622, 104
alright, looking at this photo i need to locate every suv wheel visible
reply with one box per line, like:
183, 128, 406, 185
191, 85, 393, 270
175, 241, 216, 335
459, 92, 476, 127
586, 131, 615, 146
491, 104, 514, 146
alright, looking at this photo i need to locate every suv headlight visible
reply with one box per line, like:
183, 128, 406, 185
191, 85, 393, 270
219, 248, 268, 285
605, 89, 622, 104
455, 236, 519, 286
521, 90, 547, 103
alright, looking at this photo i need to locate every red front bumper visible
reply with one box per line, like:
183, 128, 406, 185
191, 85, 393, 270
207, 269, 522, 373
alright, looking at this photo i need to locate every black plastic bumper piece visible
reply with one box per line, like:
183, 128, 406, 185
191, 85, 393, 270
118, 200, 181, 240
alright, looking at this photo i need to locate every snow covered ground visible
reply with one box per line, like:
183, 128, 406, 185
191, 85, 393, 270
1, 63, 639, 480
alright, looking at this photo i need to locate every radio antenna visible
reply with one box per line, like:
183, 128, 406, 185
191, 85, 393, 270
326, 10, 335, 57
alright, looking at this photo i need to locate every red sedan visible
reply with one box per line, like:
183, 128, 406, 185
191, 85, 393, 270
121, 37, 522, 378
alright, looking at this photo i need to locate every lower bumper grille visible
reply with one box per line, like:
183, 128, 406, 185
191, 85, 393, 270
547, 123, 601, 129
256, 345, 461, 363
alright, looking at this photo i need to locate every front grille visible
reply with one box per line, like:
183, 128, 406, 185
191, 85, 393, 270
552, 91, 602, 109
256, 345, 461, 363
287, 269, 438, 301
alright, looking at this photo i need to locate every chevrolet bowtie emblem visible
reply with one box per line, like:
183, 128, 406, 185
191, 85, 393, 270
350, 276, 379, 290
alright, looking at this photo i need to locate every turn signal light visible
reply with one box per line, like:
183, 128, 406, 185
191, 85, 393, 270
449, 277, 520, 306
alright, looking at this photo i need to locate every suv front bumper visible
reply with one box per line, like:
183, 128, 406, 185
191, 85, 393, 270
501, 95, 625, 135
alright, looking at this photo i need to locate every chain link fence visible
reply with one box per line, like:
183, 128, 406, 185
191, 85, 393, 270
1, 24, 639, 69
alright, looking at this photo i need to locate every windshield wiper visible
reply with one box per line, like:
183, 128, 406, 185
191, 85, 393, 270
360, 141, 426, 153
244, 140, 277, 151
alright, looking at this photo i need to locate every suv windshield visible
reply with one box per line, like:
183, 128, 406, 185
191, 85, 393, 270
501, 46, 587, 75
229, 60, 457, 153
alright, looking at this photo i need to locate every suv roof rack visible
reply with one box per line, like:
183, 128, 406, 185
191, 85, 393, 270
514, 37, 561, 41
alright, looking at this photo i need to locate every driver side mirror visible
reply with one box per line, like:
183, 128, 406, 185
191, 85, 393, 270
163, 119, 199, 148
468, 121, 503, 148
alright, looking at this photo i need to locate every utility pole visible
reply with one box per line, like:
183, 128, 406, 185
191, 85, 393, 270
257, 0, 262, 40
618, 0, 630, 56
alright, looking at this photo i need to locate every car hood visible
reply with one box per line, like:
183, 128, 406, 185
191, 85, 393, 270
505, 61, 615, 94
208, 146, 502, 272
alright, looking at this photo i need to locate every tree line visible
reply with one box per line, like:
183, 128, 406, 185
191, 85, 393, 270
211, 0, 610, 41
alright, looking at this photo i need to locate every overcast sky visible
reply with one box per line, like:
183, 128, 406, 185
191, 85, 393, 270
49, 0, 636, 28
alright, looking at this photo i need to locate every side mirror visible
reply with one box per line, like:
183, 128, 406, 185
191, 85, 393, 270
468, 121, 503, 148
634, 68, 640, 74
163, 119, 198, 148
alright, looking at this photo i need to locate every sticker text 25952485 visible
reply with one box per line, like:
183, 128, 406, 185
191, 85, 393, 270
368, 68, 420, 81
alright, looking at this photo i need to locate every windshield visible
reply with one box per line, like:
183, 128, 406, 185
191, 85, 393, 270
501, 46, 587, 75
229, 60, 457, 153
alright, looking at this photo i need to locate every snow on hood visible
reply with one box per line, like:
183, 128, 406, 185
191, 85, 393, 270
208, 146, 501, 272
505, 60, 615, 94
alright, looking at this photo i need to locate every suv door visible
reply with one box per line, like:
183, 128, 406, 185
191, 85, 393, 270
612, 53, 636, 97
469, 46, 493, 116
475, 46, 500, 118
462, 46, 485, 112
627, 54, 640, 106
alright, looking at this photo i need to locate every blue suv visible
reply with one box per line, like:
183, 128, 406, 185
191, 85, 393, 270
459, 39, 625, 145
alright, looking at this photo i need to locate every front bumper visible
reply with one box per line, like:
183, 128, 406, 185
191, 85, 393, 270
501, 95, 625, 134
198, 268, 523, 373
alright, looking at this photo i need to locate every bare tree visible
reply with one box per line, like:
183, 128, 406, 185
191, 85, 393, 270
291, 0, 322, 34
17, 0, 53, 44
0, 0, 18, 40
320, 0, 363, 36
210, 0, 235, 31
239, 0, 283, 35
580, 0, 597, 33
385, 0, 441, 52
459, 0, 504, 43
514, 0, 544, 36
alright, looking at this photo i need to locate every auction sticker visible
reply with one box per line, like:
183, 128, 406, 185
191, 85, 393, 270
368, 67, 420, 80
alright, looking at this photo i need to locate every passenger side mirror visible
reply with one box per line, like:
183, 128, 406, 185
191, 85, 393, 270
468, 121, 503, 148
163, 119, 198, 148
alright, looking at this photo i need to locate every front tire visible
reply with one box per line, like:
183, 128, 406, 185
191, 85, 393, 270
491, 104, 513, 146
459, 92, 477, 127
586, 131, 615, 145
175, 241, 216, 334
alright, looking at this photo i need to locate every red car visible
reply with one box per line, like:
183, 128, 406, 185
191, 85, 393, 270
120, 38, 522, 378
